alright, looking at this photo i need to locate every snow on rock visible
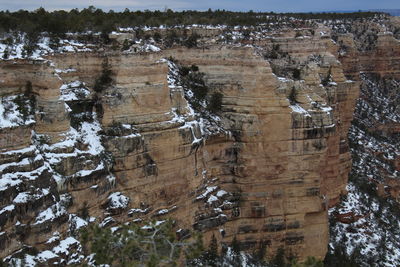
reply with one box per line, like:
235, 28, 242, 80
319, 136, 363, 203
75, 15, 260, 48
0, 33, 96, 62
51, 236, 85, 265
128, 207, 150, 216
155, 206, 177, 216
207, 195, 219, 204
0, 204, 15, 215
0, 35, 51, 60
100, 216, 115, 227
52, 237, 80, 256
46, 232, 60, 244
80, 121, 105, 155
156, 209, 169, 215
0, 157, 31, 172
59, 39, 93, 53
7, 235, 84, 266
196, 186, 218, 200
164, 59, 227, 144
36, 117, 110, 187
0, 164, 47, 192
59, 81, 91, 101
107, 192, 130, 210
13, 189, 50, 204
69, 214, 88, 232
55, 68, 76, 74
142, 44, 161, 52
289, 104, 311, 116
216, 190, 228, 197
0, 95, 35, 128
141, 220, 166, 230
328, 73, 400, 266
0, 144, 36, 155
34, 202, 67, 225
35, 250, 58, 263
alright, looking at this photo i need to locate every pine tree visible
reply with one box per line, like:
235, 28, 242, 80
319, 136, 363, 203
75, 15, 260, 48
272, 247, 286, 267
203, 234, 219, 266
231, 235, 240, 254
94, 58, 113, 92
288, 86, 298, 105
322, 67, 332, 86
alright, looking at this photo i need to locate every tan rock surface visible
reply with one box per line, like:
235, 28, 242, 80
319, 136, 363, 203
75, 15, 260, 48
0, 34, 365, 262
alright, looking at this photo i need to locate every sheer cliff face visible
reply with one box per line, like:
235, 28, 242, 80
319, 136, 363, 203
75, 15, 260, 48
0, 34, 358, 261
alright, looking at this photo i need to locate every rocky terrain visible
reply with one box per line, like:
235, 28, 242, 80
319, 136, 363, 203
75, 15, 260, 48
0, 11, 399, 266
326, 20, 400, 266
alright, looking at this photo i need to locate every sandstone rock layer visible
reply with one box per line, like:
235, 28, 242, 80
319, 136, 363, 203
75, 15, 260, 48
0, 34, 361, 261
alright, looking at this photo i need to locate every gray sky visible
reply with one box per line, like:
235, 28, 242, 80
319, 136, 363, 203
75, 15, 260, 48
0, 0, 398, 12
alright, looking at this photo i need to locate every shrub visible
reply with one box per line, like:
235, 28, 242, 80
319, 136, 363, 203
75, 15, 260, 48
190, 64, 199, 72
197, 234, 219, 266
49, 36, 60, 50
207, 92, 223, 113
321, 67, 332, 86
179, 65, 191, 76
23, 30, 39, 57
25, 81, 33, 96
13, 82, 36, 122
2, 47, 9, 59
183, 72, 208, 101
288, 86, 298, 105
93, 58, 113, 92
272, 247, 286, 267
264, 44, 282, 59
184, 33, 199, 48
165, 30, 179, 48
178, 63, 224, 115
121, 39, 130, 51
153, 32, 161, 43
78, 201, 90, 220
293, 69, 301, 80
80, 219, 191, 266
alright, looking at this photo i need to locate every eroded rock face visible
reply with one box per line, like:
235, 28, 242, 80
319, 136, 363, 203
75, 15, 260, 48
338, 31, 400, 80
0, 32, 360, 262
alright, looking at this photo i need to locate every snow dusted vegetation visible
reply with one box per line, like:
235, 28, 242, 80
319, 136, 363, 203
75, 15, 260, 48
33, 118, 111, 187
329, 183, 400, 266
0, 34, 94, 60
165, 59, 228, 142
0, 28, 164, 62
59, 80, 91, 101
34, 202, 68, 226
327, 74, 400, 266
7, 236, 84, 266
0, 67, 118, 266
0, 94, 35, 128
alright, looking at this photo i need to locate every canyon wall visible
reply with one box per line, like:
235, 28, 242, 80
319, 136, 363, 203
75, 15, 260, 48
0, 30, 363, 263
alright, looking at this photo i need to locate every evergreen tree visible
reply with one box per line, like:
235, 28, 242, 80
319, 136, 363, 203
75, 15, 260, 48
203, 234, 219, 266
207, 92, 223, 113
272, 247, 286, 267
288, 86, 298, 105
93, 57, 113, 92
322, 67, 332, 86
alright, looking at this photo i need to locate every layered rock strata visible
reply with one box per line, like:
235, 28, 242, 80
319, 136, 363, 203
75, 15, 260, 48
0, 32, 360, 262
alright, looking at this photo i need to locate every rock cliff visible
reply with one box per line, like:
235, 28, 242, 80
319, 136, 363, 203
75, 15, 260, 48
0, 22, 378, 264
